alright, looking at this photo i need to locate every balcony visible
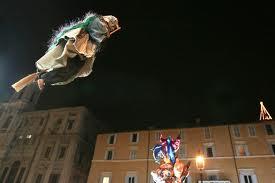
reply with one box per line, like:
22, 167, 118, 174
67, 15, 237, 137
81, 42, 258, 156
198, 181, 231, 183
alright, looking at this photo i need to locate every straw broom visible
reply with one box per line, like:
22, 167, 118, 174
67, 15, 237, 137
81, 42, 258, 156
11, 73, 38, 92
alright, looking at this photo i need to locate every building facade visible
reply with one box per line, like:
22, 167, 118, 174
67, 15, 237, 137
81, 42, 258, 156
0, 85, 97, 183
88, 121, 275, 183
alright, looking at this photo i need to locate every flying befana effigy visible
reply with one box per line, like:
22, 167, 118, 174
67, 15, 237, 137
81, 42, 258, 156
12, 12, 120, 92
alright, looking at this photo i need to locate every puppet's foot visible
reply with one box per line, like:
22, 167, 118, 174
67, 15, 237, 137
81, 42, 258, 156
37, 79, 45, 90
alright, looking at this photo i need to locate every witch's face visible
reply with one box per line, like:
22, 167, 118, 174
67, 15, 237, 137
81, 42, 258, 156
103, 16, 120, 33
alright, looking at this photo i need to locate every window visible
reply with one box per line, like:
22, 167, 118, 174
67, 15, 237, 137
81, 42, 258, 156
233, 126, 240, 137
35, 174, 43, 183
15, 167, 26, 183
53, 119, 62, 131
244, 175, 253, 183
236, 144, 249, 156
74, 144, 83, 165
108, 134, 116, 145
129, 150, 137, 160
19, 119, 28, 129
206, 147, 214, 157
272, 144, 275, 155
0, 109, 3, 118
248, 126, 256, 136
265, 124, 274, 135
131, 133, 138, 143
68, 112, 77, 117
102, 177, 110, 183
106, 150, 113, 160
67, 119, 74, 130
208, 175, 218, 180
18, 121, 23, 129
239, 169, 258, 183
125, 172, 137, 183
204, 127, 211, 139
18, 91, 23, 99
57, 146, 67, 160
271, 144, 275, 155
0, 167, 9, 182
204, 143, 215, 157
44, 146, 52, 159
2, 116, 12, 129
71, 175, 81, 183
67, 112, 76, 130
100, 172, 112, 183
127, 176, 135, 183
205, 171, 219, 181
39, 118, 44, 126
48, 173, 60, 183
6, 161, 20, 183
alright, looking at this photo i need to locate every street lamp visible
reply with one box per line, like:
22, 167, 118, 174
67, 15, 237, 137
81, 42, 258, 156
196, 155, 205, 183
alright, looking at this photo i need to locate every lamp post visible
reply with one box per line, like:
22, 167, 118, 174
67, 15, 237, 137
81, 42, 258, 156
196, 155, 205, 183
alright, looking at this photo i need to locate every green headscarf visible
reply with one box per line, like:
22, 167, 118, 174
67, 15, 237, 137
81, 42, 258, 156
48, 16, 96, 51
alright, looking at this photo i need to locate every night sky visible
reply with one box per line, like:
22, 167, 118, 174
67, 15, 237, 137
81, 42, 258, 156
0, 1, 275, 130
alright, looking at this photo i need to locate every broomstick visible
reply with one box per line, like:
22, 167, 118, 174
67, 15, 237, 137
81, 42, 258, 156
11, 72, 39, 92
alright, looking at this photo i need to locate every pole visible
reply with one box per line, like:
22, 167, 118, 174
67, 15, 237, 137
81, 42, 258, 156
227, 125, 240, 183
146, 130, 150, 183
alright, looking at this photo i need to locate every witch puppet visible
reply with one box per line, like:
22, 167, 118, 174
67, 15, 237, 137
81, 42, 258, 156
12, 12, 120, 92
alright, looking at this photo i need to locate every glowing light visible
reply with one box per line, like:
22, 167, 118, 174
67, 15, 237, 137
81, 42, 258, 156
196, 155, 205, 170
260, 101, 272, 120
26, 134, 32, 139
